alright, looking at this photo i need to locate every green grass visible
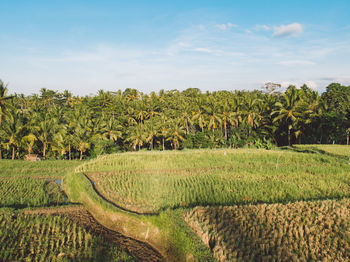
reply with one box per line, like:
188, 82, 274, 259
0, 212, 135, 262
79, 148, 350, 213
0, 159, 81, 178
0, 178, 66, 208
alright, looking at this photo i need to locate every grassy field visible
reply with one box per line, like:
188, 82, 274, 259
0, 212, 135, 262
185, 199, 350, 261
78, 148, 350, 213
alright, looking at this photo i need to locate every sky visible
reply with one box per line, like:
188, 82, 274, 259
1, 0, 350, 95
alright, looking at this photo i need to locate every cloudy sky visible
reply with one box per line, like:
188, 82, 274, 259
1, 0, 350, 95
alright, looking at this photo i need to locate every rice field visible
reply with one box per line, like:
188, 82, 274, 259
185, 199, 350, 262
79, 148, 350, 213
0, 212, 135, 262
291, 144, 350, 158
0, 178, 66, 208
0, 160, 81, 178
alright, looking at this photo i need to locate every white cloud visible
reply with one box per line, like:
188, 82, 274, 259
273, 23, 303, 37
255, 25, 270, 31
193, 47, 214, 53
216, 23, 237, 31
278, 60, 315, 66
305, 81, 318, 90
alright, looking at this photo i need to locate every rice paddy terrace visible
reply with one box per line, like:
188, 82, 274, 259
64, 145, 350, 261
1, 145, 349, 261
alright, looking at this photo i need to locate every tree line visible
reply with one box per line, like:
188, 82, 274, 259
0, 80, 349, 160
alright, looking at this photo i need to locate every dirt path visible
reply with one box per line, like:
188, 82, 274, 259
24, 206, 165, 262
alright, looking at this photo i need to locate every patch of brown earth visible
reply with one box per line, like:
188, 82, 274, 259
24, 206, 165, 262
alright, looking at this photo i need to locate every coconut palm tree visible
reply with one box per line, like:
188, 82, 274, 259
166, 119, 185, 150
0, 80, 14, 126
272, 86, 303, 146
126, 123, 146, 151
2, 109, 26, 159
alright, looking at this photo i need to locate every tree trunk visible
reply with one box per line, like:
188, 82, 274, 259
224, 122, 227, 140
12, 147, 15, 160
0, 148, 2, 160
80, 150, 83, 160
162, 138, 165, 151
186, 120, 189, 134
150, 138, 153, 150
288, 128, 291, 146
347, 135, 349, 145
43, 142, 47, 160
138, 143, 141, 151
69, 144, 71, 160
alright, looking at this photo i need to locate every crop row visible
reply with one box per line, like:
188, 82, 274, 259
0, 213, 135, 262
185, 199, 350, 262
0, 178, 66, 208
88, 155, 350, 213
76, 148, 349, 173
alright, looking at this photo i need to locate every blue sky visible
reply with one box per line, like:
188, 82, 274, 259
1, 0, 350, 95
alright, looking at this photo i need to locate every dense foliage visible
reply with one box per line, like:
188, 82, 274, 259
0, 80, 349, 159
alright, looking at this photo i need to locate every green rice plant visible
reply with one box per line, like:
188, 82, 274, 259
77, 148, 350, 213
0, 178, 66, 208
0, 160, 81, 178
0, 212, 136, 262
185, 199, 350, 262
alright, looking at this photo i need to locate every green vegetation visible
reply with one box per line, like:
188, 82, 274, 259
0, 160, 80, 209
185, 199, 350, 261
79, 149, 350, 213
0, 178, 65, 208
64, 169, 214, 261
1, 81, 350, 160
0, 160, 80, 178
291, 144, 350, 158
0, 212, 135, 262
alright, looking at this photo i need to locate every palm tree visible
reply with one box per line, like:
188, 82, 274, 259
166, 120, 185, 150
21, 133, 37, 154
33, 111, 59, 159
0, 80, 14, 126
100, 116, 123, 142
2, 109, 25, 160
241, 95, 262, 136
144, 119, 158, 150
126, 123, 146, 151
272, 86, 305, 145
